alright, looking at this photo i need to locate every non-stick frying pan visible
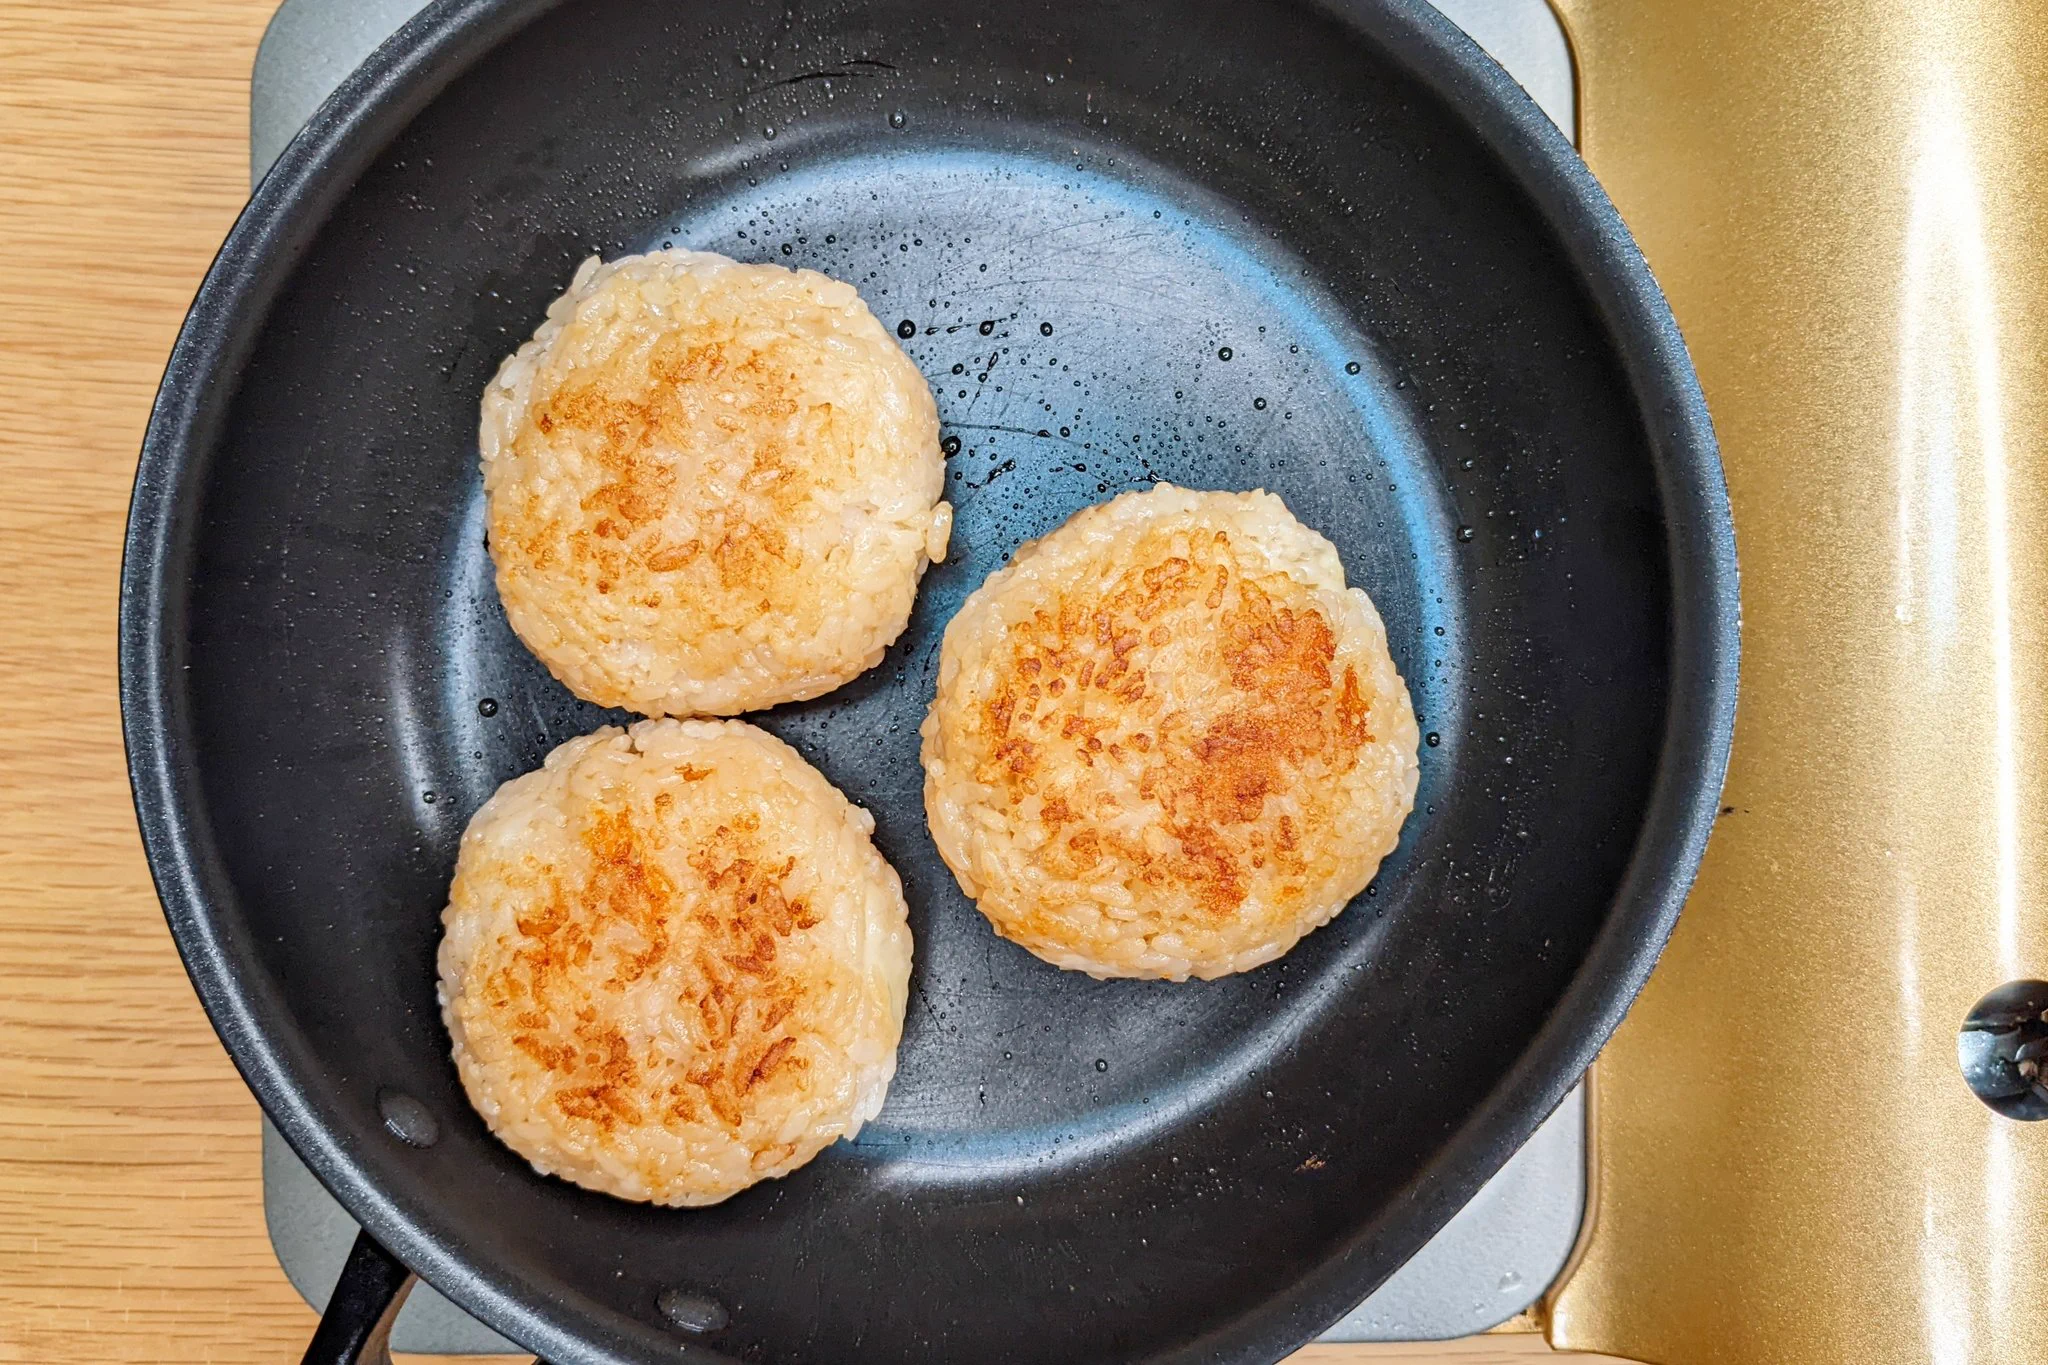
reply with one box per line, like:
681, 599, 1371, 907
119, 1, 1737, 1361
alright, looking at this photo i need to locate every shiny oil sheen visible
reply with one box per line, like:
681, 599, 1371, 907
1544, 3, 2048, 1362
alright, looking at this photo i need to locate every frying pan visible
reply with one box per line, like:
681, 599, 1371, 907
119, 0, 1737, 1361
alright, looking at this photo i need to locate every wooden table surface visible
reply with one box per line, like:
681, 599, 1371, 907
0, 3, 1617, 1361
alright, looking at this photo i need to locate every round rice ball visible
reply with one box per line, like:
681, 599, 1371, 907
480, 249, 952, 717
921, 484, 1419, 981
438, 718, 912, 1206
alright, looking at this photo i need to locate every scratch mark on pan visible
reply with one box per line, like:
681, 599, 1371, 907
740, 59, 898, 104
949, 422, 1089, 453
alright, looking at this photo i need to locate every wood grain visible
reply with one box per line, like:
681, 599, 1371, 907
0, 3, 1613, 1362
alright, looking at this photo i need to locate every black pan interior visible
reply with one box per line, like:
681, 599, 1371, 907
128, 1, 1729, 1362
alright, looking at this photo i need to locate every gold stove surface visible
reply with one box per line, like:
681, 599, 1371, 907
1544, 4, 2048, 1363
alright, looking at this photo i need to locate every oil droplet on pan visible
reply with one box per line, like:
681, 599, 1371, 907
657, 1288, 729, 1334
378, 1089, 440, 1148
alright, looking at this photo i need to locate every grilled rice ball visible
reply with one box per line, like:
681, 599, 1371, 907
438, 718, 912, 1206
921, 484, 1419, 981
480, 249, 952, 717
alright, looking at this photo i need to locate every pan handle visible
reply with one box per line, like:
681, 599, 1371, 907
302, 1228, 416, 1365
301, 1229, 562, 1365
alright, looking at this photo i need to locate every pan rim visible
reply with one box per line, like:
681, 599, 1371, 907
118, 1, 1738, 1361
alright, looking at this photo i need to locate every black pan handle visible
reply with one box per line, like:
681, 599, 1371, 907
302, 1228, 416, 1365
302, 1229, 561, 1365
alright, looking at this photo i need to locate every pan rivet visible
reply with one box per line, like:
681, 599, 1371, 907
888, 110, 907, 130
658, 1288, 730, 1334
376, 1089, 440, 1148
1959, 980, 2048, 1120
